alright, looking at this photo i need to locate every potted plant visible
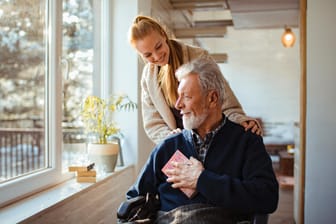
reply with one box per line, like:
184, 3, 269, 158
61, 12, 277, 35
81, 94, 137, 172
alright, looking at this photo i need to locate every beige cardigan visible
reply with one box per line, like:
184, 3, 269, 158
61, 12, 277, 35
141, 40, 252, 144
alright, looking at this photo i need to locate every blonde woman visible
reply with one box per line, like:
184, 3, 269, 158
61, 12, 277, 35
128, 15, 261, 144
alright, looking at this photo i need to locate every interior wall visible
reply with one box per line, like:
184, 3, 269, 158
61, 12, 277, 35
110, 0, 139, 166
305, 0, 336, 222
200, 28, 300, 124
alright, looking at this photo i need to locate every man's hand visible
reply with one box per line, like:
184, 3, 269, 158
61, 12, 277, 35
241, 120, 263, 135
165, 157, 204, 189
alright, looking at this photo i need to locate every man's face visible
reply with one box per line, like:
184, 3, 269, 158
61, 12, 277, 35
175, 74, 209, 130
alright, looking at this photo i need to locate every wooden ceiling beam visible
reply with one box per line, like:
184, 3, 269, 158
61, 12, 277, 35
174, 26, 227, 38
170, 0, 228, 11
194, 19, 233, 27
210, 53, 228, 63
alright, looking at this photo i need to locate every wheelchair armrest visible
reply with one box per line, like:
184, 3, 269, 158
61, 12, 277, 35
253, 214, 269, 224
117, 195, 145, 220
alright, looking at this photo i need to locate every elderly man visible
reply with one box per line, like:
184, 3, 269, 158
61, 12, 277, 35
125, 57, 278, 223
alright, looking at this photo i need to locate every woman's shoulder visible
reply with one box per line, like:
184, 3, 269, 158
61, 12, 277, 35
171, 39, 209, 62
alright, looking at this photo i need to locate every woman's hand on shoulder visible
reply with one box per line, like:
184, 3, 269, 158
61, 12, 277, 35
168, 128, 182, 136
241, 120, 263, 135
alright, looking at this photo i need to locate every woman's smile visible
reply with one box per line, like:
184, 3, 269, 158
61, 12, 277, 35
135, 30, 170, 66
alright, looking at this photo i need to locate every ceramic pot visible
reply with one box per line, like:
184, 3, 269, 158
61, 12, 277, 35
87, 143, 119, 172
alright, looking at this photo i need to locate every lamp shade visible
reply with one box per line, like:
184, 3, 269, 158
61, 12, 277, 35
281, 27, 296, 48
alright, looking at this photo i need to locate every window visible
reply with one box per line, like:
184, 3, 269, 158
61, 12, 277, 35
0, 0, 47, 182
61, 0, 94, 170
0, 0, 96, 207
0, 0, 137, 207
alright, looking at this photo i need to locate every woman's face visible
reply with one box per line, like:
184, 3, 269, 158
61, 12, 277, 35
135, 30, 170, 66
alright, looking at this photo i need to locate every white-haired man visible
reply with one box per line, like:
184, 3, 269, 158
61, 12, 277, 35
124, 57, 278, 223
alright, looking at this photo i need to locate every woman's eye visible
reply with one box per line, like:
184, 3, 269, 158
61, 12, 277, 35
155, 43, 162, 50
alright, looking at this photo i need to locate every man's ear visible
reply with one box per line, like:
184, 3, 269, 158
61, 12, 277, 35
208, 90, 219, 107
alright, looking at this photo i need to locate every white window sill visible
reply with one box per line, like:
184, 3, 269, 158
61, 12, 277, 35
0, 166, 131, 224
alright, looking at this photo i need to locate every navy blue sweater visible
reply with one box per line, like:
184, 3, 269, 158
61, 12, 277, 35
127, 119, 278, 214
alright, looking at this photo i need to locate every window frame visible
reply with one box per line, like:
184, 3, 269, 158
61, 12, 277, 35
0, 0, 65, 206
0, 0, 66, 207
0, 0, 133, 208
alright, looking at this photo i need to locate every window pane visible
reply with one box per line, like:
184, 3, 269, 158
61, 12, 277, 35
0, 0, 47, 182
62, 0, 93, 170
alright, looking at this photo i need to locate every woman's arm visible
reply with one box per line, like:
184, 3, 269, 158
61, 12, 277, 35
141, 65, 176, 144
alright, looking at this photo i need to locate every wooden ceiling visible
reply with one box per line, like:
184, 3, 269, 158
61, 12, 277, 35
170, 0, 229, 11
169, 0, 299, 32
229, 0, 299, 29
166, 0, 299, 63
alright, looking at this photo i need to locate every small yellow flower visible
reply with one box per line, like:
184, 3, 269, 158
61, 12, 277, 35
81, 94, 137, 144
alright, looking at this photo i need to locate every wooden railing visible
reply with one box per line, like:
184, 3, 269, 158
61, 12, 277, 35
0, 128, 45, 181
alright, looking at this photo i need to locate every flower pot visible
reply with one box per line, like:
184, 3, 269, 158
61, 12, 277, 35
87, 143, 119, 172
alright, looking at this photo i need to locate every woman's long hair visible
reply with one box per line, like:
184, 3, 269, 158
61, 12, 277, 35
128, 15, 183, 107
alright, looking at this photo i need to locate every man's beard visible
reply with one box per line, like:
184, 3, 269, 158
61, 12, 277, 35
183, 111, 208, 130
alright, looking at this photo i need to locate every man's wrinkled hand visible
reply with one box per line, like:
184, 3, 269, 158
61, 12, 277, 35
166, 157, 204, 189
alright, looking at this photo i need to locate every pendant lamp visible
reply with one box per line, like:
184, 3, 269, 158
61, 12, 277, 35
281, 26, 296, 48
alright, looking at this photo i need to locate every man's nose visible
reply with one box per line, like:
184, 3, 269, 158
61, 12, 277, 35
175, 97, 182, 110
